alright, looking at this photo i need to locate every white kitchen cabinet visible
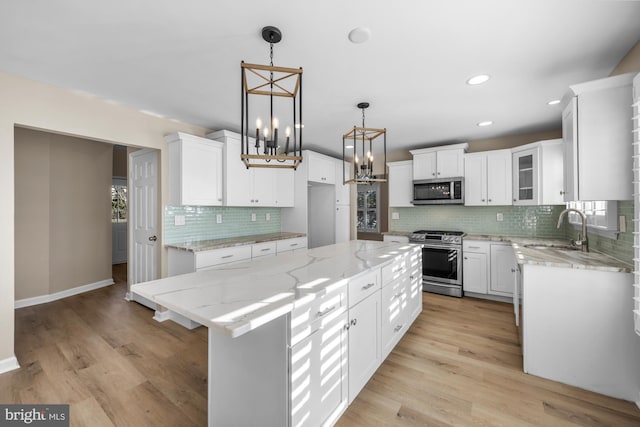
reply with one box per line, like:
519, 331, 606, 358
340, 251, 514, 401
462, 247, 488, 294
207, 129, 294, 207
290, 309, 348, 427
335, 161, 351, 204
335, 205, 350, 244
512, 139, 564, 206
166, 133, 223, 206
168, 245, 252, 276
275, 236, 308, 254
382, 234, 409, 244
308, 151, 336, 184
561, 73, 635, 201
490, 244, 517, 296
381, 275, 409, 359
464, 149, 512, 206
251, 241, 277, 258
410, 144, 467, 180
348, 289, 381, 404
387, 160, 414, 207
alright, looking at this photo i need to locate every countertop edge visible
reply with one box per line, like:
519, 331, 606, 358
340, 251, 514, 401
166, 232, 307, 252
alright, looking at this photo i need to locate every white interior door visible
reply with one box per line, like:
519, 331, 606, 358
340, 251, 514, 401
129, 149, 158, 288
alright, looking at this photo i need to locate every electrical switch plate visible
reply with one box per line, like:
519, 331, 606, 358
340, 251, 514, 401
496, 213, 504, 222
216, 214, 222, 224
251, 213, 257, 222
391, 212, 400, 220
619, 215, 626, 232
174, 215, 185, 226
266, 213, 271, 221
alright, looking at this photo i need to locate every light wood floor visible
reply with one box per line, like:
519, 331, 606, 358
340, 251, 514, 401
1, 265, 639, 426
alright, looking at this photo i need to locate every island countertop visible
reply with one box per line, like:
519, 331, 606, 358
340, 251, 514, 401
132, 240, 418, 338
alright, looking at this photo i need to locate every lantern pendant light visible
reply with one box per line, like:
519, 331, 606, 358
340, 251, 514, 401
342, 102, 387, 184
240, 26, 303, 169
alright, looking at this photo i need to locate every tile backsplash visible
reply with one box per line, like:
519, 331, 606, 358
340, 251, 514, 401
164, 206, 281, 245
390, 205, 567, 238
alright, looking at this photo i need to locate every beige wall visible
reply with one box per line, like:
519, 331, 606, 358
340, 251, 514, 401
15, 128, 113, 299
610, 41, 640, 76
1, 70, 207, 363
113, 145, 128, 177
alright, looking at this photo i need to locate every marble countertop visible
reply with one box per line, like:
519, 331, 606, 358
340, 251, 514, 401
166, 232, 306, 252
465, 234, 631, 273
132, 240, 419, 338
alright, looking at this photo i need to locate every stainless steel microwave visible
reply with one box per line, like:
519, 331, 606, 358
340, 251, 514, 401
412, 178, 464, 205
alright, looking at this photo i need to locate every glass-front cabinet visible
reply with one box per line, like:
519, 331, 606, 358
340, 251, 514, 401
357, 184, 379, 233
512, 148, 539, 205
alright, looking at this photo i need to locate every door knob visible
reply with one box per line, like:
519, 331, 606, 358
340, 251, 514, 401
148, 236, 157, 242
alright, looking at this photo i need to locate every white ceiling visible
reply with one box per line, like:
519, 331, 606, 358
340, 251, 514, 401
1, 1, 639, 157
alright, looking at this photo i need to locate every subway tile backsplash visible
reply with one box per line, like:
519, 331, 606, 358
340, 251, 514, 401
390, 205, 566, 238
164, 206, 281, 245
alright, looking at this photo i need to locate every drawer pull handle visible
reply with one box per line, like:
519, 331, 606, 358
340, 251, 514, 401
261, 248, 271, 252
394, 324, 403, 333
361, 283, 376, 291
344, 323, 350, 331
290, 243, 299, 247
222, 255, 234, 259
467, 246, 480, 249
350, 318, 357, 327
316, 305, 337, 318
393, 292, 403, 300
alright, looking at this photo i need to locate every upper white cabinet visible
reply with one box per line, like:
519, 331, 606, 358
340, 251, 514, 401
464, 149, 512, 206
387, 160, 413, 207
512, 139, 564, 206
410, 143, 468, 180
307, 151, 336, 184
207, 130, 294, 207
166, 133, 223, 206
561, 73, 635, 201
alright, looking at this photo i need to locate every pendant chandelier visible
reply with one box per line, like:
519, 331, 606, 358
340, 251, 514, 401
240, 26, 303, 170
343, 102, 387, 184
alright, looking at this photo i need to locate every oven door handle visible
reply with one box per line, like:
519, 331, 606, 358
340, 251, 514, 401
417, 243, 460, 250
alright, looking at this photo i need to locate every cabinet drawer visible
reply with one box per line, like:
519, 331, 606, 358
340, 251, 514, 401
290, 284, 347, 347
251, 241, 277, 258
276, 236, 308, 254
348, 269, 381, 308
381, 254, 410, 287
463, 240, 490, 253
381, 276, 409, 358
195, 246, 252, 270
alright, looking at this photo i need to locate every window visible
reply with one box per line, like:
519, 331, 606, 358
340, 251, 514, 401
112, 178, 127, 223
357, 184, 379, 233
566, 200, 617, 234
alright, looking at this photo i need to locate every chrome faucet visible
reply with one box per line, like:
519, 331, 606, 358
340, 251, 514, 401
557, 208, 589, 252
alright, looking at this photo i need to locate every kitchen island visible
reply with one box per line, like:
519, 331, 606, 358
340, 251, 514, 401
132, 240, 422, 426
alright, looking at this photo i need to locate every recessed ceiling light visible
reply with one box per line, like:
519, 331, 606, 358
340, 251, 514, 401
348, 27, 371, 44
477, 121, 493, 127
467, 74, 491, 85
547, 99, 561, 105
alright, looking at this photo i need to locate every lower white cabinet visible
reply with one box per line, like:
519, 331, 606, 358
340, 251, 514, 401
168, 236, 308, 276
462, 240, 516, 298
382, 234, 409, 244
290, 310, 348, 427
347, 290, 381, 404
381, 275, 409, 359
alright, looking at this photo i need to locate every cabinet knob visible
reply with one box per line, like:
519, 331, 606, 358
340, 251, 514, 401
481, 199, 486, 202
432, 173, 436, 176
463, 257, 468, 260
513, 199, 516, 202
488, 199, 492, 202
351, 318, 357, 327
560, 190, 565, 195
437, 172, 440, 175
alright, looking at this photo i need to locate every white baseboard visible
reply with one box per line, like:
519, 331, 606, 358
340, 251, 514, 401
0, 355, 20, 374
15, 278, 114, 309
124, 291, 132, 302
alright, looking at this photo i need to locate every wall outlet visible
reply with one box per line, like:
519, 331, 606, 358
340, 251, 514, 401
266, 213, 271, 221
619, 215, 626, 232
216, 214, 222, 224
251, 213, 257, 222
496, 212, 504, 222
391, 212, 400, 220
174, 215, 185, 226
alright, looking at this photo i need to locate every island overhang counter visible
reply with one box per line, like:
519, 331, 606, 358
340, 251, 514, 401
131, 240, 422, 427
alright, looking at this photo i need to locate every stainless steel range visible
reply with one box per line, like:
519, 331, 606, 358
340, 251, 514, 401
408, 230, 464, 297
